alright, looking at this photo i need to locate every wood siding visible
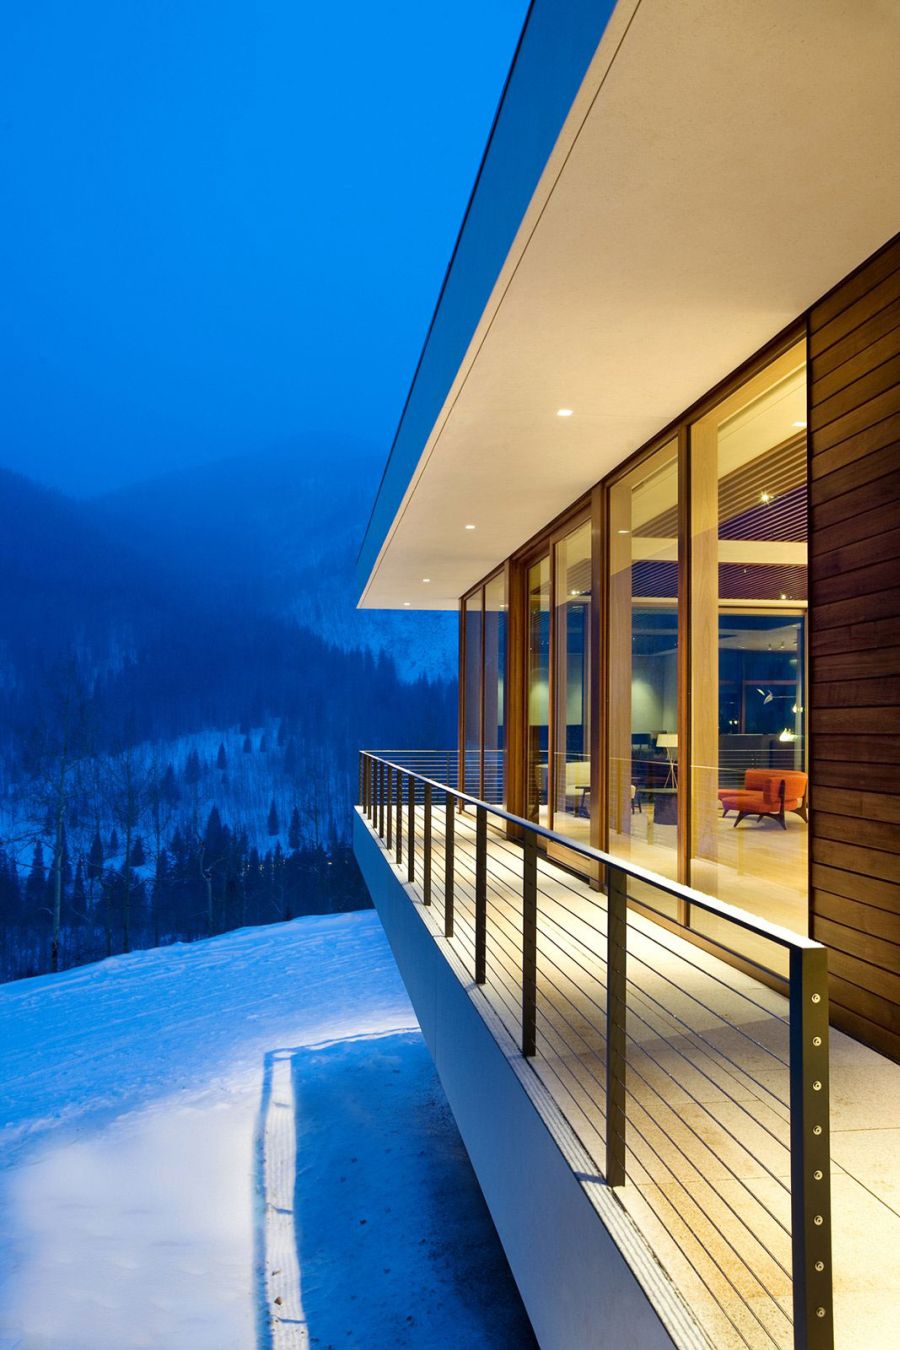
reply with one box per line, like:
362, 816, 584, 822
809, 235, 900, 1061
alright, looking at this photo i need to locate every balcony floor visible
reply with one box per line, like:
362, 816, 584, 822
360, 803, 900, 1350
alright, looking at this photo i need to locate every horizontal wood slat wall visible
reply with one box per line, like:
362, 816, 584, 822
810, 234, 900, 1061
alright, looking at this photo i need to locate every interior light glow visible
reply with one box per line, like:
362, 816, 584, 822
464, 523, 476, 530
556, 408, 574, 417
422, 577, 431, 583
617, 529, 630, 535
403, 602, 411, 607
793, 420, 807, 428
778, 728, 797, 743
760, 491, 773, 504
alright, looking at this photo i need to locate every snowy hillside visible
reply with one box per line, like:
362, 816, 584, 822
0, 912, 534, 1349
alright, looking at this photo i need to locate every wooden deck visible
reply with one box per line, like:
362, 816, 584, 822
361, 801, 900, 1350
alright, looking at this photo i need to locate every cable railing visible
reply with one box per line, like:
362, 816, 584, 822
357, 750, 834, 1350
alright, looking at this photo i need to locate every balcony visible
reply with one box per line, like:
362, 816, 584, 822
354, 752, 900, 1350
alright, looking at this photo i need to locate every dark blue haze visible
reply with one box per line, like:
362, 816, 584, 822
0, 1, 527, 495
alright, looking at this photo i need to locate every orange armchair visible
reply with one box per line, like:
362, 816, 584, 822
718, 770, 808, 830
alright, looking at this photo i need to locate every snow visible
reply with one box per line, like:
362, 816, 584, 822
0, 912, 534, 1349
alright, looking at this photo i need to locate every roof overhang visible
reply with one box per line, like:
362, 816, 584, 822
357, 0, 900, 611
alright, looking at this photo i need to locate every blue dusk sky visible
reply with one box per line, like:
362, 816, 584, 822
0, 1, 527, 496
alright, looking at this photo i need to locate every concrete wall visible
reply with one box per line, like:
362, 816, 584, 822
354, 810, 697, 1350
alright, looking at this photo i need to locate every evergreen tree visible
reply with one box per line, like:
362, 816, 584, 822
216, 742, 227, 770
204, 806, 226, 858
288, 806, 301, 851
267, 800, 280, 836
88, 831, 104, 884
161, 763, 180, 805
0, 850, 21, 921
72, 858, 87, 912
59, 824, 72, 889
130, 835, 146, 867
243, 735, 252, 754
25, 841, 47, 905
184, 749, 202, 785
109, 828, 119, 854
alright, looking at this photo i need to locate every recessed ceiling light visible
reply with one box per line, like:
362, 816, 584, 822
464, 523, 476, 530
403, 601, 411, 607
422, 577, 431, 583
557, 408, 574, 418
760, 491, 773, 504
792, 420, 807, 429
617, 529, 630, 535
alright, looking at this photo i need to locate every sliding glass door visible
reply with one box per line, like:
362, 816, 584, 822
461, 571, 507, 805
483, 572, 507, 804
608, 440, 680, 905
525, 555, 551, 824
690, 340, 808, 949
552, 519, 593, 845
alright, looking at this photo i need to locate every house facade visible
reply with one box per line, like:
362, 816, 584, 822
353, 2, 900, 1346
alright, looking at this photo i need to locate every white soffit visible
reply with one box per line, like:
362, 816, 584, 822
361, 0, 900, 610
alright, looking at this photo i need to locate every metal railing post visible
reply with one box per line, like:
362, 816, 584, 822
475, 805, 487, 984
605, 865, 627, 1188
423, 783, 432, 905
369, 758, 375, 821
444, 792, 455, 938
358, 753, 364, 809
407, 773, 415, 884
378, 760, 385, 837
386, 764, 393, 850
790, 946, 833, 1350
395, 767, 403, 866
522, 829, 537, 1056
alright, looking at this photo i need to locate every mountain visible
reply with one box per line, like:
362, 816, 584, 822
91, 442, 457, 683
0, 455, 457, 982
0, 468, 172, 678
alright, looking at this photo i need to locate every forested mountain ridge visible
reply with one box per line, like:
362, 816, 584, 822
0, 456, 456, 981
92, 443, 457, 682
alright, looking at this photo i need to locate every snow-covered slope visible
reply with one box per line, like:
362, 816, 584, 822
0, 913, 534, 1349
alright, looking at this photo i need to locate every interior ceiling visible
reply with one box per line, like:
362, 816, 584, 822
361, 0, 900, 610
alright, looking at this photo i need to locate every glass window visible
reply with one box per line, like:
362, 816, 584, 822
608, 440, 680, 903
463, 590, 482, 796
483, 572, 507, 805
553, 520, 592, 843
526, 555, 551, 824
689, 340, 808, 953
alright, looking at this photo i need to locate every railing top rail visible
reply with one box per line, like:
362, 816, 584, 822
361, 750, 821, 955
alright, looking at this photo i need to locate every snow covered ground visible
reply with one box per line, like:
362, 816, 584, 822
0, 912, 534, 1349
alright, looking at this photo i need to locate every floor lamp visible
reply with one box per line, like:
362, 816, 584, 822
657, 733, 678, 789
